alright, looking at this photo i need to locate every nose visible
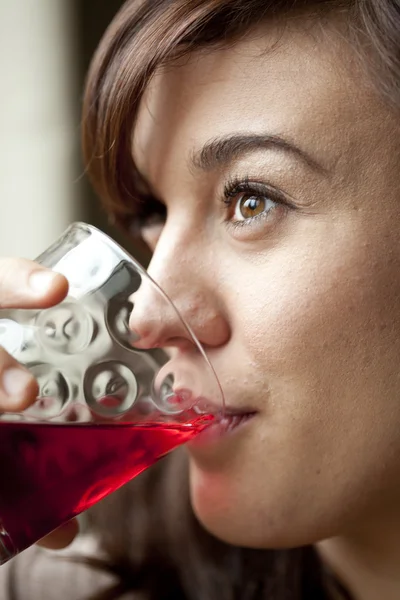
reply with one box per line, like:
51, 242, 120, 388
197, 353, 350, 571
128, 233, 230, 352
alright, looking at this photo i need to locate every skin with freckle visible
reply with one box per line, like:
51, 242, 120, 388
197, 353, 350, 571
128, 17, 400, 554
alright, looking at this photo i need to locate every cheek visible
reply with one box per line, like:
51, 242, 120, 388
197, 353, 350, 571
235, 226, 400, 452
233, 220, 400, 388
188, 220, 400, 547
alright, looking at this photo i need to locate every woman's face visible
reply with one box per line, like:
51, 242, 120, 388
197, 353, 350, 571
130, 18, 400, 548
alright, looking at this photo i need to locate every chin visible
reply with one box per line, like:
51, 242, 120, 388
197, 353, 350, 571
189, 488, 281, 548
190, 492, 330, 550
187, 459, 337, 550
187, 460, 274, 548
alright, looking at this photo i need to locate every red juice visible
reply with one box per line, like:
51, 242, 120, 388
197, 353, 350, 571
0, 412, 211, 564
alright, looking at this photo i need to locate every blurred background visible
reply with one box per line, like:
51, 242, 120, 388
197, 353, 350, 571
0, 0, 143, 259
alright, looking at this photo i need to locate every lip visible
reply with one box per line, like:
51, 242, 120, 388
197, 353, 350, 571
190, 410, 257, 445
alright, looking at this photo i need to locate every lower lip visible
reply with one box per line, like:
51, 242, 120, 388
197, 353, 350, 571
190, 412, 256, 445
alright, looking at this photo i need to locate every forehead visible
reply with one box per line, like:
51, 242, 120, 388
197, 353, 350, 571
132, 19, 387, 184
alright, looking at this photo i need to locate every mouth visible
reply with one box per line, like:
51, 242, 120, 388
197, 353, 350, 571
190, 408, 257, 445
217, 410, 256, 433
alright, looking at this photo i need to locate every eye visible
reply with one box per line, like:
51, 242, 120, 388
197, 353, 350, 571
233, 193, 277, 222
223, 178, 287, 228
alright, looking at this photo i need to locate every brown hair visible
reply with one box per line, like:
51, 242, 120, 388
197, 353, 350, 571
82, 0, 400, 228
81, 1, 400, 598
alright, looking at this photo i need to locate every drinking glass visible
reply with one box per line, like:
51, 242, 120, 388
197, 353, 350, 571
0, 222, 223, 563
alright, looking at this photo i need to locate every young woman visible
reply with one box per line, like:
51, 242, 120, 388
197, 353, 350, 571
1, 1, 400, 598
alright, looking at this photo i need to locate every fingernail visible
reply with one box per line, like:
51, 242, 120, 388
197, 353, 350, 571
2, 367, 33, 397
29, 270, 57, 295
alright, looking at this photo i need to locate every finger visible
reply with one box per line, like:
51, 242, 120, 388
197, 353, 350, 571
37, 519, 80, 550
0, 258, 68, 309
0, 348, 39, 411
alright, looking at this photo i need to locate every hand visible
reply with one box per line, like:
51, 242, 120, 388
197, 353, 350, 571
0, 257, 79, 549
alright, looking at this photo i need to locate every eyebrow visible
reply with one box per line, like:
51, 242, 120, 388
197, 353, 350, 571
190, 132, 329, 176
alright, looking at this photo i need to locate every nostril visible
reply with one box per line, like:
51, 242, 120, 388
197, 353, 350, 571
129, 327, 163, 350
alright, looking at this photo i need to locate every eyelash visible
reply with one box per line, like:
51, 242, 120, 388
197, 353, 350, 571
222, 176, 292, 229
129, 176, 292, 235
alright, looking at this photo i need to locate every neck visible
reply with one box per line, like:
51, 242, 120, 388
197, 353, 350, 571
317, 516, 400, 600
